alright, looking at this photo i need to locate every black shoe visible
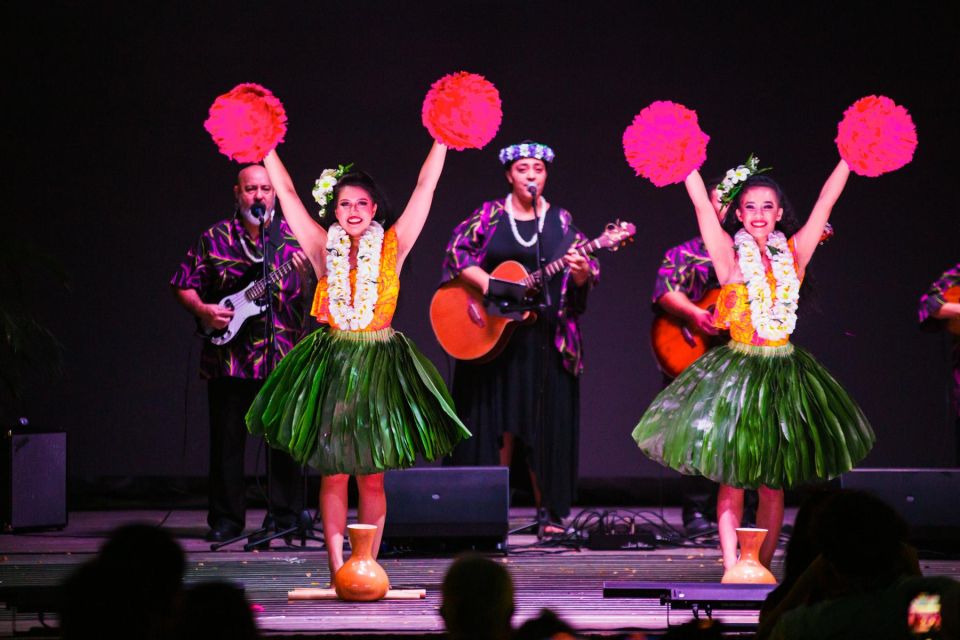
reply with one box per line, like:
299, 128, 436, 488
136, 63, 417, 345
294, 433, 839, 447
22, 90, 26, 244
683, 513, 715, 537
205, 526, 241, 543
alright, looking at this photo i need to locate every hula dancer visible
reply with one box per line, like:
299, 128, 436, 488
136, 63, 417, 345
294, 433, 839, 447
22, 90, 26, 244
632, 158, 877, 574
246, 141, 471, 576
626, 96, 914, 577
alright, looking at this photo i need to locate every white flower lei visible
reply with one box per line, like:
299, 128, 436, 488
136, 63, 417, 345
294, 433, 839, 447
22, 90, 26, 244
734, 229, 800, 341
325, 221, 384, 331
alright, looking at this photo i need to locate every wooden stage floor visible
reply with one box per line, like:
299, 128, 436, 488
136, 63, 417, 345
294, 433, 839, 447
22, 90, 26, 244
1, 507, 958, 637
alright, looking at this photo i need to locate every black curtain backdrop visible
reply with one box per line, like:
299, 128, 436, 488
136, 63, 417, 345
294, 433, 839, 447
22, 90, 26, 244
9, 2, 958, 484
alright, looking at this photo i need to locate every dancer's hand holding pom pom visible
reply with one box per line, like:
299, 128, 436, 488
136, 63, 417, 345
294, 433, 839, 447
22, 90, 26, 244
204, 83, 288, 163
835, 95, 917, 177
623, 101, 710, 187
422, 71, 502, 150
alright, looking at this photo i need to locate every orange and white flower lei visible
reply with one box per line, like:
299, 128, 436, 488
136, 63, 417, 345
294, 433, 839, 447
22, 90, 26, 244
734, 229, 799, 341
325, 221, 384, 331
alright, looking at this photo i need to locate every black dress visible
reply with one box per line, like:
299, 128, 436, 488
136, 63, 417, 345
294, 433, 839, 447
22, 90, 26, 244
447, 208, 580, 518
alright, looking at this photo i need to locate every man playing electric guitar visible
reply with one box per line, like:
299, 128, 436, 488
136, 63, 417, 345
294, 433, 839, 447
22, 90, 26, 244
170, 164, 310, 545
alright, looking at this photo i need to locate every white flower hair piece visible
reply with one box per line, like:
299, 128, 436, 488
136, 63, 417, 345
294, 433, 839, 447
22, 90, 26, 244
716, 153, 772, 207
498, 142, 555, 165
311, 163, 354, 218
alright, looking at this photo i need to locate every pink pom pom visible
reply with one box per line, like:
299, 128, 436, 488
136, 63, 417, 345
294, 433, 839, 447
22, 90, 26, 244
622, 101, 710, 187
422, 71, 502, 151
204, 83, 287, 163
835, 95, 917, 177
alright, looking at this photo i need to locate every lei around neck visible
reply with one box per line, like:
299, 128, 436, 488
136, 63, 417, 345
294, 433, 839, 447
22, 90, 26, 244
734, 229, 800, 342
325, 221, 384, 330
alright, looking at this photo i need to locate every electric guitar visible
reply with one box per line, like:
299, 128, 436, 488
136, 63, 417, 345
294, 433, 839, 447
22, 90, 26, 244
203, 257, 298, 346
430, 220, 636, 362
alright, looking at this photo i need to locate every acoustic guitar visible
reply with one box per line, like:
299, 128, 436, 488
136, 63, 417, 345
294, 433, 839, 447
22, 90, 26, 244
945, 285, 960, 335
430, 220, 636, 362
651, 223, 836, 377
650, 288, 724, 379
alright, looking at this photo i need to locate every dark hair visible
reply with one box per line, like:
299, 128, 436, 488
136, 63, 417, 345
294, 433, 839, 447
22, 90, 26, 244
722, 174, 800, 237
441, 553, 514, 639
324, 170, 394, 229
814, 490, 912, 589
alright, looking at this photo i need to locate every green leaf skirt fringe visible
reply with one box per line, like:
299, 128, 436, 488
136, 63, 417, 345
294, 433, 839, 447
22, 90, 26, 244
246, 327, 471, 476
631, 341, 875, 489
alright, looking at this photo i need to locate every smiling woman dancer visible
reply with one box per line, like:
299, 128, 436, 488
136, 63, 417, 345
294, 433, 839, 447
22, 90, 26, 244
632, 157, 875, 576
246, 140, 470, 577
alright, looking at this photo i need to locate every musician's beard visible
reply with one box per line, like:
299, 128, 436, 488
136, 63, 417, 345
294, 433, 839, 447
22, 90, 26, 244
239, 206, 275, 227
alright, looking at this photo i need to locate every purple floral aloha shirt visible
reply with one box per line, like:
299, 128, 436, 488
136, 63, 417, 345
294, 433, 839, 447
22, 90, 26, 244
918, 262, 960, 418
652, 236, 718, 308
171, 214, 309, 380
440, 199, 599, 376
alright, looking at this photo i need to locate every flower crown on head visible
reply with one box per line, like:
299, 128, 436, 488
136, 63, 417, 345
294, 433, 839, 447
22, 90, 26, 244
498, 142, 555, 166
715, 154, 772, 207
311, 163, 354, 218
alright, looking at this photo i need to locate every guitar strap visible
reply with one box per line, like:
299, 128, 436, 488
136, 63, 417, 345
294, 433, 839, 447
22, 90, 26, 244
549, 223, 580, 264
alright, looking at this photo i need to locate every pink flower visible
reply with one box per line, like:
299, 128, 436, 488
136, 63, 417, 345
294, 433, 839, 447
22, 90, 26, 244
836, 95, 917, 177
622, 101, 710, 187
204, 83, 287, 163
422, 72, 502, 151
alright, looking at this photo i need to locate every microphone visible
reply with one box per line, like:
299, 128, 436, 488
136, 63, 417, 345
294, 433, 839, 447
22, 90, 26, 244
526, 183, 537, 198
251, 202, 266, 220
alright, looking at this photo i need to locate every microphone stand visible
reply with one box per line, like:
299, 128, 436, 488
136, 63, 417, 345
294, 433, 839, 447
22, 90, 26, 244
507, 186, 554, 540
212, 205, 320, 550
243, 206, 323, 551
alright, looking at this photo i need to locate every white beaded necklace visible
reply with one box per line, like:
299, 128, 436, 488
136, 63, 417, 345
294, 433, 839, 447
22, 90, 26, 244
504, 194, 547, 248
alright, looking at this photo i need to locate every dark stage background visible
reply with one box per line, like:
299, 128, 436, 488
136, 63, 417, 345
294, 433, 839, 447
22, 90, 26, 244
8, 2, 958, 492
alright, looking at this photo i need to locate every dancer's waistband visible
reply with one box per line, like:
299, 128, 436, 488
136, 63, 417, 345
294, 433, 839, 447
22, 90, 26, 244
728, 340, 794, 357
329, 327, 395, 342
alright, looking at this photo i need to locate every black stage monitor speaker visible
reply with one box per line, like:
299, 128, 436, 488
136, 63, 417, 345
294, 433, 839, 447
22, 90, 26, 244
1, 428, 68, 532
840, 468, 960, 541
383, 466, 509, 551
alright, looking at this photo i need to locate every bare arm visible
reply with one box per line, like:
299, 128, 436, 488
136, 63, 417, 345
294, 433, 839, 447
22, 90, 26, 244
933, 302, 960, 320
458, 265, 491, 295
171, 286, 233, 330
792, 159, 850, 272
393, 141, 448, 269
658, 291, 719, 335
262, 149, 327, 275
684, 170, 736, 282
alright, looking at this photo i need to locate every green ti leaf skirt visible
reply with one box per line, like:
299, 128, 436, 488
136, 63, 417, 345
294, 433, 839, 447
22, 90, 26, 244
246, 327, 471, 476
631, 341, 875, 489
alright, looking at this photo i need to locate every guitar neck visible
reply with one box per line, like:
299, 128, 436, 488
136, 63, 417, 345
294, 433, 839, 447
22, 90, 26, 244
520, 237, 604, 286
245, 259, 295, 301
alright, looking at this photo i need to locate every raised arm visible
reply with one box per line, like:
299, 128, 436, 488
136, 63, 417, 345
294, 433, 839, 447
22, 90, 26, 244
792, 159, 850, 272
393, 140, 448, 266
684, 170, 736, 283
262, 149, 327, 275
